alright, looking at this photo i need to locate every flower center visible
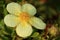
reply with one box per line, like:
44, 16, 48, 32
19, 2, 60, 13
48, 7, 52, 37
19, 12, 30, 22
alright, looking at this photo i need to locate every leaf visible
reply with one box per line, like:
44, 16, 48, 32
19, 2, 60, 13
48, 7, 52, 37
3, 5, 8, 16
55, 36, 60, 40
31, 32, 39, 38
0, 20, 5, 30
17, 0, 22, 2
11, 30, 16, 40
1, 35, 9, 40
49, 8, 57, 16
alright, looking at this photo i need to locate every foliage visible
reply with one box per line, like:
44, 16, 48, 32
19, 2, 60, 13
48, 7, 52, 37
0, 0, 60, 40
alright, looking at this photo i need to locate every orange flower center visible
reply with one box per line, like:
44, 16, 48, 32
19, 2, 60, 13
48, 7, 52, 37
19, 12, 30, 22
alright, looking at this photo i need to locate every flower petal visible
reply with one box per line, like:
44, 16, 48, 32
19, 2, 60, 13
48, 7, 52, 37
6, 2, 21, 16
29, 17, 46, 30
4, 14, 20, 27
22, 3, 36, 16
16, 22, 33, 38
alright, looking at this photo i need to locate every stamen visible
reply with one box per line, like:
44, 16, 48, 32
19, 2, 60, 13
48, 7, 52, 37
19, 12, 30, 22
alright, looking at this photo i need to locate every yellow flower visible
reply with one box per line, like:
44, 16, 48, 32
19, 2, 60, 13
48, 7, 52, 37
4, 2, 46, 38
48, 25, 57, 36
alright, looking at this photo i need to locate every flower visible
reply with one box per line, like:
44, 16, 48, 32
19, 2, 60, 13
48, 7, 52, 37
4, 2, 46, 38
48, 25, 57, 36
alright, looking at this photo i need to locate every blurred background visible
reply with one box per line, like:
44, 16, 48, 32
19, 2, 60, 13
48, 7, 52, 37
0, 0, 60, 40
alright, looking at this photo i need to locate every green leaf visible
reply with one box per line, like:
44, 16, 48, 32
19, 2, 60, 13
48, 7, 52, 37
17, 0, 22, 2
11, 30, 16, 40
3, 5, 8, 16
55, 36, 60, 40
1, 35, 9, 40
0, 20, 5, 30
31, 32, 39, 38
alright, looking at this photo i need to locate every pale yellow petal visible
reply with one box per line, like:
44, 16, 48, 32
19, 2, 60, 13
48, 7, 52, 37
16, 22, 33, 38
22, 3, 36, 16
29, 17, 46, 30
4, 14, 20, 27
6, 2, 21, 16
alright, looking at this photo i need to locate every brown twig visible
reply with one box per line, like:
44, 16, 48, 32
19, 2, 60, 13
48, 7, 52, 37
21, 0, 26, 5
44, 24, 52, 38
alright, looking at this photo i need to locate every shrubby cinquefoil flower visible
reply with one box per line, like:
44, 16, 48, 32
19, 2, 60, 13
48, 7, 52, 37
4, 2, 46, 38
